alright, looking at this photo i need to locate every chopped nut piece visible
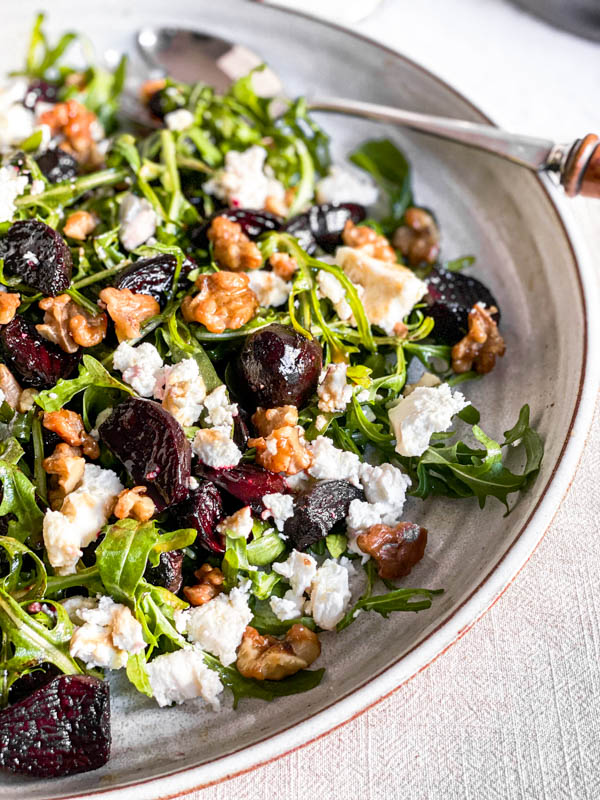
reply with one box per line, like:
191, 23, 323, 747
140, 78, 166, 104
342, 220, 396, 262
99, 287, 159, 342
181, 271, 258, 334
37, 294, 108, 353
38, 99, 102, 165
392, 207, 440, 266
236, 624, 321, 680
357, 522, 428, 580
42, 443, 85, 510
269, 252, 298, 280
452, 304, 505, 375
43, 409, 100, 459
251, 406, 298, 437
207, 216, 263, 272
0, 292, 20, 325
249, 425, 312, 475
113, 486, 156, 522
63, 210, 98, 241
183, 564, 225, 606
264, 194, 288, 217
17, 388, 39, 413
0, 365, 22, 409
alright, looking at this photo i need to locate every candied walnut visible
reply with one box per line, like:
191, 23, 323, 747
181, 272, 258, 334
183, 564, 225, 606
42, 443, 85, 510
452, 304, 505, 375
236, 624, 321, 680
17, 388, 39, 413
0, 365, 22, 409
249, 425, 311, 475
392, 207, 440, 266
43, 409, 100, 459
269, 252, 298, 280
38, 99, 101, 165
63, 210, 98, 241
342, 220, 396, 262
140, 78, 166, 104
99, 287, 159, 342
0, 292, 20, 325
357, 522, 428, 580
37, 294, 108, 353
113, 486, 156, 522
207, 216, 263, 272
251, 406, 298, 437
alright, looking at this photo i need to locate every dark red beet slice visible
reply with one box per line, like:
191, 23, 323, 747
0, 315, 81, 389
99, 397, 191, 508
23, 79, 60, 110
171, 478, 224, 553
8, 664, 61, 705
3, 219, 72, 296
283, 203, 366, 255
425, 266, 500, 344
36, 149, 79, 184
190, 208, 282, 250
283, 480, 365, 551
0, 675, 110, 778
144, 549, 184, 592
236, 323, 322, 409
196, 463, 287, 515
113, 254, 194, 307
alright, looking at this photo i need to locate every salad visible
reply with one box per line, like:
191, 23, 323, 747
0, 16, 543, 779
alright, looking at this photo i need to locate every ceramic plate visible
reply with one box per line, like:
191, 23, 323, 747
2, 1, 598, 797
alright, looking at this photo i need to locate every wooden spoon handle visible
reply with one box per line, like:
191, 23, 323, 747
561, 134, 600, 198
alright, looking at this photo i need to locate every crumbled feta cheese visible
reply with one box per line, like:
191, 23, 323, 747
155, 358, 206, 427
315, 414, 328, 432
247, 270, 291, 308
119, 193, 157, 251
146, 647, 223, 709
164, 108, 195, 131
360, 462, 411, 509
316, 270, 355, 323
316, 165, 379, 206
113, 341, 164, 397
307, 436, 362, 486
188, 476, 199, 490
0, 80, 34, 153
317, 363, 353, 413
192, 428, 242, 468
346, 498, 383, 532
285, 471, 312, 492
403, 371, 442, 396
335, 246, 428, 336
388, 383, 469, 457
270, 590, 305, 622
0, 166, 28, 222
69, 596, 145, 670
0, 389, 5, 406
43, 465, 123, 575
204, 145, 285, 210
217, 506, 254, 539
203, 385, 238, 430
183, 588, 253, 666
262, 492, 294, 531
306, 559, 352, 630
30, 177, 45, 195
60, 595, 97, 626
273, 550, 317, 596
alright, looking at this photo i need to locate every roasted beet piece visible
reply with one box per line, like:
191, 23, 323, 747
145, 549, 184, 592
8, 665, 61, 706
99, 398, 191, 508
284, 480, 365, 551
36, 149, 79, 184
236, 323, 322, 409
190, 209, 282, 250
196, 463, 287, 515
112, 254, 194, 307
283, 203, 366, 255
171, 478, 224, 553
23, 79, 59, 110
233, 407, 250, 452
0, 316, 80, 389
425, 266, 500, 345
2, 219, 72, 295
0, 675, 110, 778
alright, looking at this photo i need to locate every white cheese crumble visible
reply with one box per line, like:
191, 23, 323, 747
60, 595, 97, 626
146, 647, 223, 709
0, 389, 5, 406
69, 596, 145, 670
164, 108, 195, 131
0, 166, 29, 223
270, 591, 305, 622
154, 357, 207, 427
204, 145, 285, 210
192, 428, 242, 468
317, 363, 353, 413
315, 165, 379, 206
316, 270, 355, 324
388, 383, 469, 457
119, 193, 158, 251
113, 341, 164, 397
285, 471, 312, 492
0, 80, 34, 153
246, 270, 292, 308
346, 463, 412, 538
217, 506, 254, 539
335, 246, 428, 336
43, 465, 123, 575
305, 559, 352, 630
181, 588, 253, 666
262, 492, 294, 532
307, 436, 362, 486
203, 385, 238, 430
273, 550, 317, 596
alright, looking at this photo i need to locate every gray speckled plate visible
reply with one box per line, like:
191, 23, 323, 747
2, 1, 598, 797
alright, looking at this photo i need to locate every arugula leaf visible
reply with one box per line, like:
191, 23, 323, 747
35, 355, 133, 412
325, 533, 347, 560
350, 139, 412, 230
501, 404, 543, 489
250, 598, 316, 636
0, 439, 43, 545
336, 586, 443, 631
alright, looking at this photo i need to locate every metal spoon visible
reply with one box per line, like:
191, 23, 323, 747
136, 26, 600, 199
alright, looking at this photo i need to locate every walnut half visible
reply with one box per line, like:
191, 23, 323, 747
236, 624, 321, 680
0, 365, 22, 409
99, 287, 159, 342
357, 522, 427, 580
0, 292, 20, 325
249, 425, 312, 475
392, 207, 440, 266
42, 443, 85, 510
37, 294, 107, 353
181, 271, 258, 334
251, 406, 298, 437
43, 409, 100, 459
208, 216, 263, 272
452, 304, 505, 375
183, 564, 225, 606
113, 486, 156, 522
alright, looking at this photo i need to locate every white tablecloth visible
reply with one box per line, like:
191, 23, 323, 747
190, 1, 600, 796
